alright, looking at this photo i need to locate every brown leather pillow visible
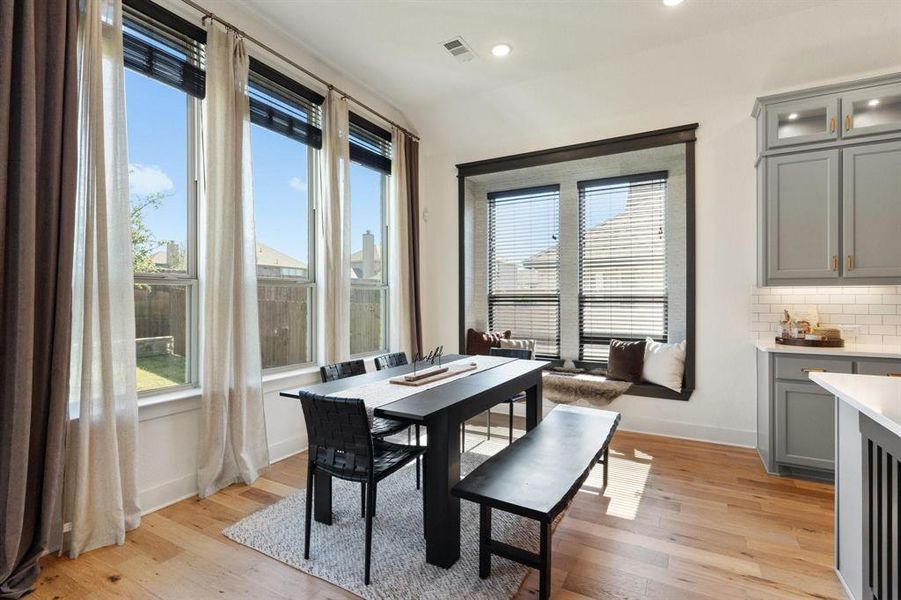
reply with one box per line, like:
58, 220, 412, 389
465, 328, 512, 355
606, 339, 646, 383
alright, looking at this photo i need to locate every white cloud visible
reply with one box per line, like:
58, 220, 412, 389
128, 164, 174, 197
289, 177, 306, 192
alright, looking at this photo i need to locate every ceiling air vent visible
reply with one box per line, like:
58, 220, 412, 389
442, 37, 475, 62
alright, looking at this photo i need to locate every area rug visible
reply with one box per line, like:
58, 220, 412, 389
223, 449, 537, 599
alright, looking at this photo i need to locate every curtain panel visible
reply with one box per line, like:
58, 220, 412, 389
389, 129, 423, 356
318, 90, 351, 363
64, 0, 141, 558
197, 23, 269, 498
0, 0, 77, 596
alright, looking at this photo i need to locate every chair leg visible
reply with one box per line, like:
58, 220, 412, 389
461, 422, 466, 452
508, 402, 514, 444
415, 425, 421, 490
304, 462, 314, 560
487, 410, 491, 440
361, 483, 366, 518
602, 445, 609, 489
364, 479, 375, 585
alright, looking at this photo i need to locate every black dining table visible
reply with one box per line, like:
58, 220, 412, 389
292, 354, 547, 568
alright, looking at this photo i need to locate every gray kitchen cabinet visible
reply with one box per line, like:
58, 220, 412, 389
774, 381, 835, 471
841, 81, 901, 139
755, 72, 901, 286
842, 141, 901, 278
766, 95, 839, 149
766, 150, 840, 281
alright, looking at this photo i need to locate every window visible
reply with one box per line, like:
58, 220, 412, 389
488, 186, 560, 358
578, 172, 668, 362
349, 113, 392, 356
248, 58, 323, 370
124, 0, 204, 393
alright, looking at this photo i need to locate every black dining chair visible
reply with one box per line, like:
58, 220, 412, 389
373, 352, 408, 370
373, 352, 422, 483
297, 391, 425, 585
488, 347, 533, 443
320, 358, 421, 488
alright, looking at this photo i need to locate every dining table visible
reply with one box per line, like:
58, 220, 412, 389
288, 353, 548, 569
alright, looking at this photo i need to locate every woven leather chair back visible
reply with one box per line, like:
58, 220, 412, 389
319, 359, 367, 383
297, 391, 374, 481
373, 352, 408, 371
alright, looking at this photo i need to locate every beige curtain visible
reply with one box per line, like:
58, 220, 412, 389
64, 0, 140, 558
197, 22, 269, 498
318, 90, 351, 363
389, 129, 422, 356
0, 0, 77, 595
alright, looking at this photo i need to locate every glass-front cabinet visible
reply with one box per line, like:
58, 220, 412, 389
765, 96, 839, 148
841, 82, 901, 138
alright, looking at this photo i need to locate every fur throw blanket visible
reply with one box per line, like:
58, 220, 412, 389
542, 369, 631, 407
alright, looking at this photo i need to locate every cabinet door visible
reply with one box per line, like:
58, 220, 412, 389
775, 382, 835, 471
766, 96, 839, 149
842, 141, 901, 278
840, 82, 901, 138
766, 150, 840, 280
855, 359, 901, 377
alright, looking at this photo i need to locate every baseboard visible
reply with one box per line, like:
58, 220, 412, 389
616, 415, 756, 448
139, 473, 197, 515
269, 436, 306, 463
835, 567, 854, 600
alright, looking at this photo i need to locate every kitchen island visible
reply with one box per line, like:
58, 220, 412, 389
810, 372, 901, 600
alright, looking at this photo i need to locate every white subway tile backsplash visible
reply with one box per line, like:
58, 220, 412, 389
752, 285, 901, 343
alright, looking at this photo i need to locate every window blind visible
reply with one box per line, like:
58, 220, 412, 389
488, 185, 560, 358
578, 172, 668, 362
349, 112, 392, 175
249, 58, 324, 150
123, 0, 206, 98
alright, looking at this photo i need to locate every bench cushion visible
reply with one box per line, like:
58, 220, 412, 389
452, 405, 620, 522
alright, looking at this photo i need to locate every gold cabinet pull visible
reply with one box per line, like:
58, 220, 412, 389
845, 114, 852, 131
888, 373, 901, 378
832, 255, 838, 271
847, 255, 854, 270
830, 117, 836, 133
802, 368, 827, 373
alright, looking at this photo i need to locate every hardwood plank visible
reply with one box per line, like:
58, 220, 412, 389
37, 431, 843, 599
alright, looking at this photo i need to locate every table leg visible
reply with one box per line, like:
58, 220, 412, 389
525, 374, 543, 431
424, 412, 461, 568
314, 470, 333, 525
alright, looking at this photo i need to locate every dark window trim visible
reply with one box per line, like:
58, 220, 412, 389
457, 124, 697, 401
577, 171, 669, 362
350, 112, 392, 142
487, 184, 561, 359
248, 58, 323, 149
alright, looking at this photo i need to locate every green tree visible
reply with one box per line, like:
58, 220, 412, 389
130, 191, 170, 273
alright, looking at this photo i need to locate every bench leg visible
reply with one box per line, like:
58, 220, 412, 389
539, 521, 551, 600
602, 446, 609, 489
479, 504, 492, 579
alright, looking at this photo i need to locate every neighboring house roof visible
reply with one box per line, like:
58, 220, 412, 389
256, 242, 307, 269
350, 245, 381, 263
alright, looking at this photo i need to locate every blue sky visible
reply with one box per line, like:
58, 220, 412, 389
125, 69, 384, 268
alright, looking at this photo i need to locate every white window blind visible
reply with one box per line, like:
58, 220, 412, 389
488, 185, 560, 358
579, 172, 668, 362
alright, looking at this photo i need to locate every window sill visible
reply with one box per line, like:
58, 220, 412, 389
138, 386, 202, 422
262, 364, 320, 394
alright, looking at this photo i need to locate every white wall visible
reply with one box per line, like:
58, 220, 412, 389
135, 0, 414, 514
413, 2, 901, 446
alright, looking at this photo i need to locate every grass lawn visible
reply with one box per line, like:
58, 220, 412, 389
136, 354, 186, 391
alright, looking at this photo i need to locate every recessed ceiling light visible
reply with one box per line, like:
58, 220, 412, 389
787, 113, 799, 120
868, 99, 881, 107
663, 0, 684, 6
491, 43, 512, 57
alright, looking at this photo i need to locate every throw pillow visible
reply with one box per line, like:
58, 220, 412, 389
465, 328, 512, 355
499, 338, 535, 358
642, 338, 687, 392
606, 339, 646, 383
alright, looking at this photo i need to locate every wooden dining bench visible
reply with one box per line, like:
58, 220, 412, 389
451, 405, 620, 600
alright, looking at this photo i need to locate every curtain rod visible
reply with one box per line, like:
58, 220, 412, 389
177, 0, 420, 142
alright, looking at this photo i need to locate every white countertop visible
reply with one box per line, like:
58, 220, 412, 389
755, 339, 901, 359
810, 372, 901, 437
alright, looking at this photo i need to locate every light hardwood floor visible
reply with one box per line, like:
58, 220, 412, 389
35, 428, 844, 600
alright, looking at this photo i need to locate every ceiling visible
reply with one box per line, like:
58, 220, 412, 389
236, 0, 827, 117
